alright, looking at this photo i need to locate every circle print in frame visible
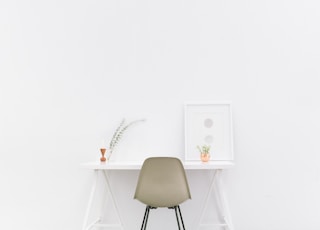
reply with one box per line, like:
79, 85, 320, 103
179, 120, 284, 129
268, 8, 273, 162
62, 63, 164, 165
204, 135, 213, 144
204, 118, 213, 128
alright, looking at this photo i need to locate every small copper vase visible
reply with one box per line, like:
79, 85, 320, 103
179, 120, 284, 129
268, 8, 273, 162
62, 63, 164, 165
100, 148, 107, 162
200, 153, 210, 162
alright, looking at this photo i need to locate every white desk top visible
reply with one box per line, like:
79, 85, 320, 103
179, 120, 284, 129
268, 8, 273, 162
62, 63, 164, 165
81, 161, 234, 170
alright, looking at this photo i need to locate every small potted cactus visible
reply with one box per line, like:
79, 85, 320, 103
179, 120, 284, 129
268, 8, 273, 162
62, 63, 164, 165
197, 145, 211, 162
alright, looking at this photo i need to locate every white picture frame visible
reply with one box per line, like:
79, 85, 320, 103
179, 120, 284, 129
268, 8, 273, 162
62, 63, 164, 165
184, 102, 234, 161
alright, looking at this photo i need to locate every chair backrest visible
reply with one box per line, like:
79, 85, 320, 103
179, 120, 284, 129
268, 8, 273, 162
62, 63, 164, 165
134, 157, 191, 208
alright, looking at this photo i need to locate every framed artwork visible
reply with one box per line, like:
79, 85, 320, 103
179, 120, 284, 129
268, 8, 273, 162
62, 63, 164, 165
184, 102, 234, 161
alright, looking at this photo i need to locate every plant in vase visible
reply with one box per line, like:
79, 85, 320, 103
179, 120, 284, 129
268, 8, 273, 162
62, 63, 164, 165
197, 145, 211, 162
103, 118, 145, 161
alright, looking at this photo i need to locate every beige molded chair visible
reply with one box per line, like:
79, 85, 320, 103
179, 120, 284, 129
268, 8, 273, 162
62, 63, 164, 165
134, 157, 191, 230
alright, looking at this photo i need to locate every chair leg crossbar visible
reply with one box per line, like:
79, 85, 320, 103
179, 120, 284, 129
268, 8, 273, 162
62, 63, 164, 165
140, 205, 186, 230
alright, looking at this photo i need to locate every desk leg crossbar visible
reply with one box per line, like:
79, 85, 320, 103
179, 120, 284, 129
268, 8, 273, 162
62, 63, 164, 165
197, 169, 234, 230
82, 170, 124, 230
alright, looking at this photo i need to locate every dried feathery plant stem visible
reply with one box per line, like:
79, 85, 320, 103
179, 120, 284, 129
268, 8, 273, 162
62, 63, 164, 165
109, 119, 125, 151
108, 118, 145, 160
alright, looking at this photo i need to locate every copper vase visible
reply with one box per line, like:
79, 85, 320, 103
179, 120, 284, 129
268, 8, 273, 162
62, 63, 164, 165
100, 148, 107, 162
200, 153, 210, 162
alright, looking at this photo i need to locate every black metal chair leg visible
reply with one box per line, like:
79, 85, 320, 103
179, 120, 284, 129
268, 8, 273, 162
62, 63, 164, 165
174, 206, 181, 230
177, 205, 186, 230
142, 206, 185, 230
141, 206, 150, 230
143, 207, 150, 230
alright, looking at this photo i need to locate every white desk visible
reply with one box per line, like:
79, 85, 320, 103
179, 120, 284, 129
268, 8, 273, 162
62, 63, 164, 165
81, 161, 235, 230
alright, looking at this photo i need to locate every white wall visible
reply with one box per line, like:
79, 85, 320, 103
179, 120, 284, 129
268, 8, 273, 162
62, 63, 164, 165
1, 0, 320, 229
